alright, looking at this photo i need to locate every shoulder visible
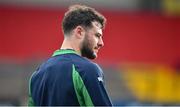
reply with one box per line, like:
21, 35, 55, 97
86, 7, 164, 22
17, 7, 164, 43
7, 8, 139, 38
73, 57, 103, 78
85, 62, 102, 74
37, 55, 73, 74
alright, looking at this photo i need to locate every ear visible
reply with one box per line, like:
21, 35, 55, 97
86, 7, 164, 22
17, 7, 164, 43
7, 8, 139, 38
74, 26, 85, 39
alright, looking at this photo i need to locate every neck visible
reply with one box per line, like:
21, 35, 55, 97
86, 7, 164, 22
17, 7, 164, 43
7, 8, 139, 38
60, 37, 81, 55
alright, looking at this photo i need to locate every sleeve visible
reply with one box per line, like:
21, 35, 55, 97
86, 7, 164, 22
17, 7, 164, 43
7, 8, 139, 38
73, 63, 113, 106
28, 71, 36, 106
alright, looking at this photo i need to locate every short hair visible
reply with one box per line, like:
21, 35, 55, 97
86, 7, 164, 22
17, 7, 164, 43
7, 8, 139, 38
62, 4, 106, 35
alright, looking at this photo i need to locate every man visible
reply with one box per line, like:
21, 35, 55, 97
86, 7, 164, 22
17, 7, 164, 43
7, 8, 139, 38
28, 4, 112, 106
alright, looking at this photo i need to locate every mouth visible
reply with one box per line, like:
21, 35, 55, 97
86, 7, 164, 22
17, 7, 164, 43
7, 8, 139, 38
94, 47, 100, 53
94, 49, 98, 53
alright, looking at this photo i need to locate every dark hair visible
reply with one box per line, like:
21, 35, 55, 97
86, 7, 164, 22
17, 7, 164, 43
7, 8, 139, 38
62, 4, 106, 35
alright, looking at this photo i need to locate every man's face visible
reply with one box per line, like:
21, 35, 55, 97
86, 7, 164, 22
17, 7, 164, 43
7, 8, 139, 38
80, 21, 104, 59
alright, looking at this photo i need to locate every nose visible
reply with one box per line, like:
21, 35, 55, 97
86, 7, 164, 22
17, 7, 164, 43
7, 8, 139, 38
98, 37, 104, 47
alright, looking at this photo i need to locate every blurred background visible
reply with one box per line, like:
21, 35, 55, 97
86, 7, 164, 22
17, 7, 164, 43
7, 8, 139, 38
0, 0, 180, 106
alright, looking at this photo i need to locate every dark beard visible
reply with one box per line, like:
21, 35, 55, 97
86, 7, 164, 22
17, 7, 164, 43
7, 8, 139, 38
80, 37, 96, 59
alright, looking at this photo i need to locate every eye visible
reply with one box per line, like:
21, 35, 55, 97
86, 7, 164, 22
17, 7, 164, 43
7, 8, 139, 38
95, 33, 101, 38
